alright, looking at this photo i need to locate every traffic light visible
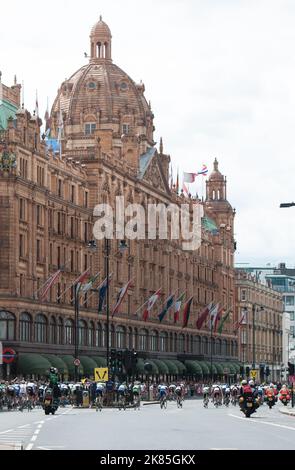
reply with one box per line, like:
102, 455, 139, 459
265, 366, 270, 376
260, 365, 265, 379
110, 349, 117, 374
246, 366, 250, 376
117, 350, 123, 374
240, 366, 244, 375
288, 362, 295, 375
131, 350, 138, 372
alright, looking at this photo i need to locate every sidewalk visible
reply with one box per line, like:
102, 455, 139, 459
0, 442, 23, 450
279, 408, 295, 417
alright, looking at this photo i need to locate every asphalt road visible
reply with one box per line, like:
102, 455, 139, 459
0, 400, 295, 450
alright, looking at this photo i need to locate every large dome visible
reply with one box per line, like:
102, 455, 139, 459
50, 18, 155, 157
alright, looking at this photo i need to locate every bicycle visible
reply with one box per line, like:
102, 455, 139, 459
203, 396, 209, 408
133, 394, 141, 411
95, 394, 103, 412
176, 395, 183, 408
160, 395, 167, 409
118, 393, 126, 411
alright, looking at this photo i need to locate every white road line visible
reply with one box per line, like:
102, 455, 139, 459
26, 443, 34, 450
0, 429, 14, 434
34, 430, 40, 435
229, 413, 295, 431
18, 424, 30, 429
31, 435, 37, 442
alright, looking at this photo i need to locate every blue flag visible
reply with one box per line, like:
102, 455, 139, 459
98, 275, 111, 313
158, 295, 174, 322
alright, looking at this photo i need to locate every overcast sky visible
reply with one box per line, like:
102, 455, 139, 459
1, 0, 295, 267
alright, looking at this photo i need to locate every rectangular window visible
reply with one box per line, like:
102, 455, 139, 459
36, 205, 41, 226
36, 239, 41, 262
19, 234, 24, 258
85, 191, 89, 208
70, 217, 74, 238
49, 244, 53, 265
122, 124, 130, 135
85, 123, 96, 135
70, 250, 74, 272
241, 289, 247, 301
19, 198, 25, 220
285, 296, 295, 306
290, 312, 295, 322
58, 179, 62, 197
57, 247, 61, 267
71, 186, 75, 204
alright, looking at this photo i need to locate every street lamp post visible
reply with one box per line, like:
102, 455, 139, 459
252, 304, 264, 377
105, 238, 110, 371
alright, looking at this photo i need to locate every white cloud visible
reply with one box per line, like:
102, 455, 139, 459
2, 0, 295, 266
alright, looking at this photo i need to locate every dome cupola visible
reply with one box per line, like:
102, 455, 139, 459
90, 16, 112, 61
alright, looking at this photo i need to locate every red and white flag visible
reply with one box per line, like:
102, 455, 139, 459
40, 270, 62, 301
209, 303, 220, 330
183, 172, 197, 183
214, 306, 225, 332
143, 289, 162, 322
112, 279, 133, 317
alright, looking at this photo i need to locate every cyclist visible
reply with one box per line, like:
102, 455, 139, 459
223, 385, 231, 406
174, 384, 183, 407
132, 382, 141, 410
117, 382, 128, 409
95, 382, 106, 411
203, 384, 210, 407
230, 384, 239, 404
159, 383, 168, 407
168, 383, 176, 400
212, 384, 223, 406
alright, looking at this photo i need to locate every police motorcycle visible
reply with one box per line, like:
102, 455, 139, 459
239, 381, 259, 418
43, 368, 60, 415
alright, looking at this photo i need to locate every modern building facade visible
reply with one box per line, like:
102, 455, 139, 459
235, 270, 284, 382
0, 18, 239, 381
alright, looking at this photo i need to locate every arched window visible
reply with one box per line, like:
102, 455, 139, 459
89, 321, 95, 347
134, 328, 138, 350
127, 327, 133, 350
202, 337, 209, 355
96, 323, 103, 347
139, 329, 148, 351
35, 314, 47, 343
57, 317, 63, 345
116, 326, 125, 349
79, 320, 87, 346
211, 338, 216, 356
49, 317, 57, 344
216, 338, 221, 355
193, 336, 201, 354
65, 319, 74, 345
179, 334, 185, 353
159, 332, 168, 352
150, 330, 158, 351
0, 311, 15, 341
20, 313, 32, 342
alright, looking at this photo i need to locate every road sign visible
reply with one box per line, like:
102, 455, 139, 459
250, 370, 257, 379
2, 348, 16, 364
74, 358, 81, 367
94, 368, 109, 382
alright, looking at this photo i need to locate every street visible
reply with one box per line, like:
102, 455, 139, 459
0, 400, 295, 450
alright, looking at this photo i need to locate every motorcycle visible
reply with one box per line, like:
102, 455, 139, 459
279, 395, 290, 407
239, 395, 258, 418
43, 388, 59, 415
266, 395, 275, 409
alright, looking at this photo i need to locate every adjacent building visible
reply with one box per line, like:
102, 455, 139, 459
235, 270, 284, 382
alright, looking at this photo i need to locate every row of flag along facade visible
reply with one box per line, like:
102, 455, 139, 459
35, 268, 245, 334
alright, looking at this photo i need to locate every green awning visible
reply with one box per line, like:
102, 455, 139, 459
59, 355, 84, 376
184, 360, 203, 375
162, 360, 179, 375
136, 358, 146, 374
147, 360, 159, 375
196, 361, 210, 375
92, 356, 107, 367
152, 359, 169, 375
172, 360, 187, 374
79, 356, 98, 378
42, 355, 68, 375
222, 363, 236, 374
17, 354, 52, 376
231, 363, 240, 374
204, 361, 217, 375
213, 362, 224, 375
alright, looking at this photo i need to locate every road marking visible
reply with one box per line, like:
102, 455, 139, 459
0, 429, 13, 434
31, 435, 37, 442
26, 443, 34, 450
229, 414, 295, 431
18, 424, 30, 429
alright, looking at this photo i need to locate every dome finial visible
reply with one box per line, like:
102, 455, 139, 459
159, 137, 163, 154
214, 158, 219, 171
100, 15, 102, 21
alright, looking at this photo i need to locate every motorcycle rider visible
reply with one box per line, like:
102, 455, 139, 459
279, 384, 290, 403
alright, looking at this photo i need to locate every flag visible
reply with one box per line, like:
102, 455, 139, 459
174, 292, 185, 324
209, 303, 220, 330
214, 306, 225, 332
182, 296, 193, 328
197, 164, 208, 176
112, 279, 133, 317
158, 294, 174, 322
196, 302, 212, 329
183, 172, 197, 183
234, 310, 247, 332
75, 268, 90, 287
35, 91, 39, 118
80, 272, 100, 294
98, 275, 112, 313
143, 289, 162, 322
40, 269, 62, 301
217, 308, 231, 334
183, 182, 189, 197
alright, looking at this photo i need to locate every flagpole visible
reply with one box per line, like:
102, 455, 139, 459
105, 239, 110, 374
74, 283, 79, 382
210, 319, 213, 384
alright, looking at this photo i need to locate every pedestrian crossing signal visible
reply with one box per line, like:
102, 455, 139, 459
94, 368, 109, 382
